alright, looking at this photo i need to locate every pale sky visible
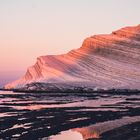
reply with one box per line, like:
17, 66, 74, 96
0, 0, 140, 86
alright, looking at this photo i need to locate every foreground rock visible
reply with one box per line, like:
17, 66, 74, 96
0, 91, 140, 139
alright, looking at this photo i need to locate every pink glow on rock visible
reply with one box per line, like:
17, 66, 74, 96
5, 24, 140, 89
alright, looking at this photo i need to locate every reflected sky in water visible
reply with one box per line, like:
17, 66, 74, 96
0, 91, 140, 139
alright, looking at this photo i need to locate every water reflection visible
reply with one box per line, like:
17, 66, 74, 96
48, 116, 140, 140
48, 130, 83, 140
0, 91, 140, 139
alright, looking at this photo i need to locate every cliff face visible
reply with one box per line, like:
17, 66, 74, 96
5, 24, 140, 89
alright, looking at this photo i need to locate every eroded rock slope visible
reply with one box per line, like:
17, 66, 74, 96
5, 24, 140, 89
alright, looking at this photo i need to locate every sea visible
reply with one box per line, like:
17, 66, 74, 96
0, 91, 140, 140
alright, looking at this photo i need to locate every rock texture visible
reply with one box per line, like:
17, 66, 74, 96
5, 24, 140, 89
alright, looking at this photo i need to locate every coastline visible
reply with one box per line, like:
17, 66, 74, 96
0, 90, 140, 139
1, 87, 140, 94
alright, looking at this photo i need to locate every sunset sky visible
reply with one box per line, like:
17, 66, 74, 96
0, 0, 140, 86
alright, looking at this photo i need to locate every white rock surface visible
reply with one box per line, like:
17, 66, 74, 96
5, 24, 140, 89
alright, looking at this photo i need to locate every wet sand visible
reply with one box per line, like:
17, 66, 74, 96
0, 91, 140, 140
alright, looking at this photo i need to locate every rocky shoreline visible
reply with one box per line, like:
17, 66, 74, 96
0, 91, 140, 139
1, 82, 140, 94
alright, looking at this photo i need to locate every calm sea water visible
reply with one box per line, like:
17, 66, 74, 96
0, 91, 140, 139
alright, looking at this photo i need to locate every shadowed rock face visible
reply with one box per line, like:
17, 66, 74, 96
5, 24, 140, 89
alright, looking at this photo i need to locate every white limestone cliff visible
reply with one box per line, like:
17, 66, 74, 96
5, 24, 140, 89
